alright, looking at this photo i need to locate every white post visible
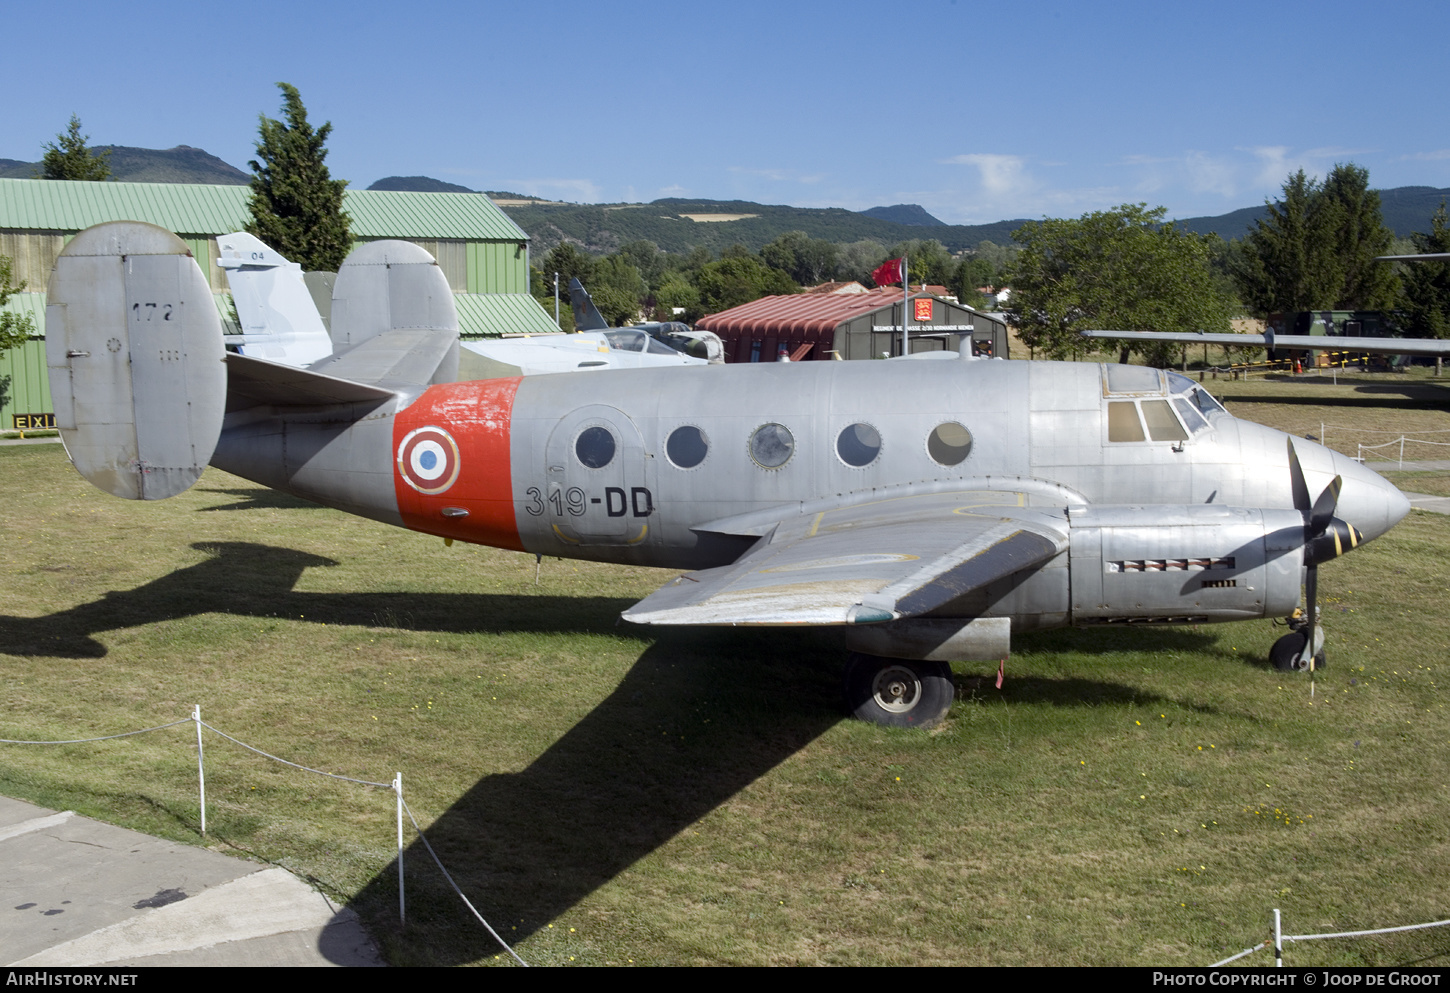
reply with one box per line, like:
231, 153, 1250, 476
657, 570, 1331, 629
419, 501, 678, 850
395, 772, 405, 925
193, 705, 206, 837
1274, 908, 1283, 967
553, 273, 560, 329
1401, 437, 1406, 470
901, 257, 910, 357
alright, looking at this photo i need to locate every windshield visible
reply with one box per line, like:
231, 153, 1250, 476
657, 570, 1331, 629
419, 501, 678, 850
1167, 371, 1228, 417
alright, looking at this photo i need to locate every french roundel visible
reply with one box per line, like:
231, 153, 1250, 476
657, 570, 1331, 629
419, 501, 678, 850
397, 426, 461, 495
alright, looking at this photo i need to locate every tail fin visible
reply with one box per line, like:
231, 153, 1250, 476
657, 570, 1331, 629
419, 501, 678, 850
46, 224, 462, 503
569, 277, 610, 331
216, 231, 334, 366
46, 222, 226, 500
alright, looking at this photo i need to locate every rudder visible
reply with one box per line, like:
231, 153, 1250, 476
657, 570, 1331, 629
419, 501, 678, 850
45, 221, 226, 500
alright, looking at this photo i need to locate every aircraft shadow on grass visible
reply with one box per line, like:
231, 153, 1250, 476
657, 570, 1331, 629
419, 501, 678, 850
336, 632, 1233, 966
0, 542, 646, 658
0, 540, 1240, 965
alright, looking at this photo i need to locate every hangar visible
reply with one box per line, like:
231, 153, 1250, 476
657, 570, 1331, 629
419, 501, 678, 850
695, 288, 1009, 363
0, 178, 557, 428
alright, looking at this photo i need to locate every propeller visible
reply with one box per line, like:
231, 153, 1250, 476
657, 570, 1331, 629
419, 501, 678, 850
1285, 439, 1363, 671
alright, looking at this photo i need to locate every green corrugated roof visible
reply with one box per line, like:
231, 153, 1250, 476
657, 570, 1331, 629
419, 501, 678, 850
455, 293, 559, 337
346, 190, 526, 240
0, 291, 45, 332
0, 178, 526, 241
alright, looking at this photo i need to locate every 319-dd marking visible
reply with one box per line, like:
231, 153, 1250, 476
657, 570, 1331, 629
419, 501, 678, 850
524, 486, 654, 518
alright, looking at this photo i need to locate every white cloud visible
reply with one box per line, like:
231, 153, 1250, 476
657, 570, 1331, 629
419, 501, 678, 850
943, 153, 1031, 198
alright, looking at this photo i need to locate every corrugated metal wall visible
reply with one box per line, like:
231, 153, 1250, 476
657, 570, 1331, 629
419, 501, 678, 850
0, 231, 67, 291
467, 241, 527, 294
1, 338, 51, 429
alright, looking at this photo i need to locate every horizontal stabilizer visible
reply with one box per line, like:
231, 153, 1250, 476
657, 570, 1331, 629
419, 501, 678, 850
308, 328, 459, 393
224, 353, 395, 408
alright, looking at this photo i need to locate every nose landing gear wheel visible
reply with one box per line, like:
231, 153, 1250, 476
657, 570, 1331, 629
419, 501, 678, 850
843, 653, 954, 728
1270, 630, 1326, 672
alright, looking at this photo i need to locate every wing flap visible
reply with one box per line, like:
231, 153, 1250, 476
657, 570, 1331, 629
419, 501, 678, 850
624, 490, 1068, 627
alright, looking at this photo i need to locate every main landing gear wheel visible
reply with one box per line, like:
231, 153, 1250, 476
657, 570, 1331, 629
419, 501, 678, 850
843, 653, 954, 728
1270, 630, 1326, 672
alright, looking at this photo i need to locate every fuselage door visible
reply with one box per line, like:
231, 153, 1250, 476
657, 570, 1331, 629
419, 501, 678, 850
542, 404, 653, 546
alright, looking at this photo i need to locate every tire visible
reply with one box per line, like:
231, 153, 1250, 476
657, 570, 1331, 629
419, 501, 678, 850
843, 653, 954, 728
1270, 632, 1326, 672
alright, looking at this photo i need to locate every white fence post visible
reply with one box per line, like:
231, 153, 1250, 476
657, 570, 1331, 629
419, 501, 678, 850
193, 705, 206, 837
395, 771, 405, 926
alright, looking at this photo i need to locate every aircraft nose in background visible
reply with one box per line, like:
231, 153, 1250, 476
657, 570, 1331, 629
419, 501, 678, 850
1333, 451, 1412, 543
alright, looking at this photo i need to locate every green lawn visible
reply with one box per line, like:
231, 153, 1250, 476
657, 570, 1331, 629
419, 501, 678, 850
1, 403, 1448, 965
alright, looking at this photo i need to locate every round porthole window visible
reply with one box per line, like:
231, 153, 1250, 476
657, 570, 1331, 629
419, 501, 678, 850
575, 426, 617, 468
836, 422, 882, 467
927, 421, 972, 466
749, 422, 795, 469
666, 425, 709, 469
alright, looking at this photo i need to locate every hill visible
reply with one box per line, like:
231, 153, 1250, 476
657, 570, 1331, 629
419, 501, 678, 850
859, 203, 946, 226
368, 175, 478, 194
500, 197, 1029, 256
0, 145, 248, 184
1176, 185, 1450, 240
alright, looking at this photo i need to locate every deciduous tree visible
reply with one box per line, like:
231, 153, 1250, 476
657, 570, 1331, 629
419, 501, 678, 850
40, 114, 111, 181
1006, 204, 1234, 363
246, 83, 351, 273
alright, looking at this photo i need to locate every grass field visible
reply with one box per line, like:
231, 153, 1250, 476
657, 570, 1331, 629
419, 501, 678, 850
2, 374, 1449, 966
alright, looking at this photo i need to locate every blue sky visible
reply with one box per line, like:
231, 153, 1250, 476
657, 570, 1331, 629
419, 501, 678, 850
7, 0, 1447, 226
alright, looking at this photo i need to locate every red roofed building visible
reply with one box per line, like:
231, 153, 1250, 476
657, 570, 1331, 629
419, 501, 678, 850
696, 290, 1008, 362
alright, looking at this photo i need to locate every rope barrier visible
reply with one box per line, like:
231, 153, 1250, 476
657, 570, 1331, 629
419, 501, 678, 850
0, 717, 193, 744
400, 797, 528, 967
0, 707, 529, 962
1208, 911, 1450, 966
198, 719, 392, 788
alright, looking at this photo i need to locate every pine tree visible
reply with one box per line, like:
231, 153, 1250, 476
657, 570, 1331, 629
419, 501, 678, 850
1229, 170, 1340, 314
1320, 164, 1400, 310
246, 83, 351, 272
40, 115, 111, 181
1400, 202, 1450, 340
1230, 165, 1399, 315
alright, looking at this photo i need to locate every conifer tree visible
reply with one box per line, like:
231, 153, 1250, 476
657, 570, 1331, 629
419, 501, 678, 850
246, 83, 351, 272
1230, 165, 1399, 314
1401, 202, 1450, 340
40, 115, 111, 181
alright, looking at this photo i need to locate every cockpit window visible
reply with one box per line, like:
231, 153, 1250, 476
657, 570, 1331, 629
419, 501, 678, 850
1167, 372, 1227, 416
1173, 397, 1208, 434
1107, 402, 1146, 442
1141, 399, 1188, 441
1105, 365, 1165, 395
646, 336, 679, 356
604, 330, 646, 352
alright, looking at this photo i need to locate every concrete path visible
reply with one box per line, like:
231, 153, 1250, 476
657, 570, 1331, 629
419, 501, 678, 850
0, 796, 382, 967
1402, 492, 1450, 515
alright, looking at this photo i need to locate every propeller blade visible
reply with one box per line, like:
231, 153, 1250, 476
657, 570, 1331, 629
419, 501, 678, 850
1310, 476, 1343, 536
1287, 438, 1311, 513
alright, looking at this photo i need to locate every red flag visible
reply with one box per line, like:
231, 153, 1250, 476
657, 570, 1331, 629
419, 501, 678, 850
872, 257, 903, 287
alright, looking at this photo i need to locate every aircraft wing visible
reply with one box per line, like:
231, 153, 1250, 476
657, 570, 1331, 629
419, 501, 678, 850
1080, 329, 1450, 357
622, 489, 1068, 626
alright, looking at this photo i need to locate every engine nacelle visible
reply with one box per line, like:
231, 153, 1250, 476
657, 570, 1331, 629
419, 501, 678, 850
1069, 505, 1304, 624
